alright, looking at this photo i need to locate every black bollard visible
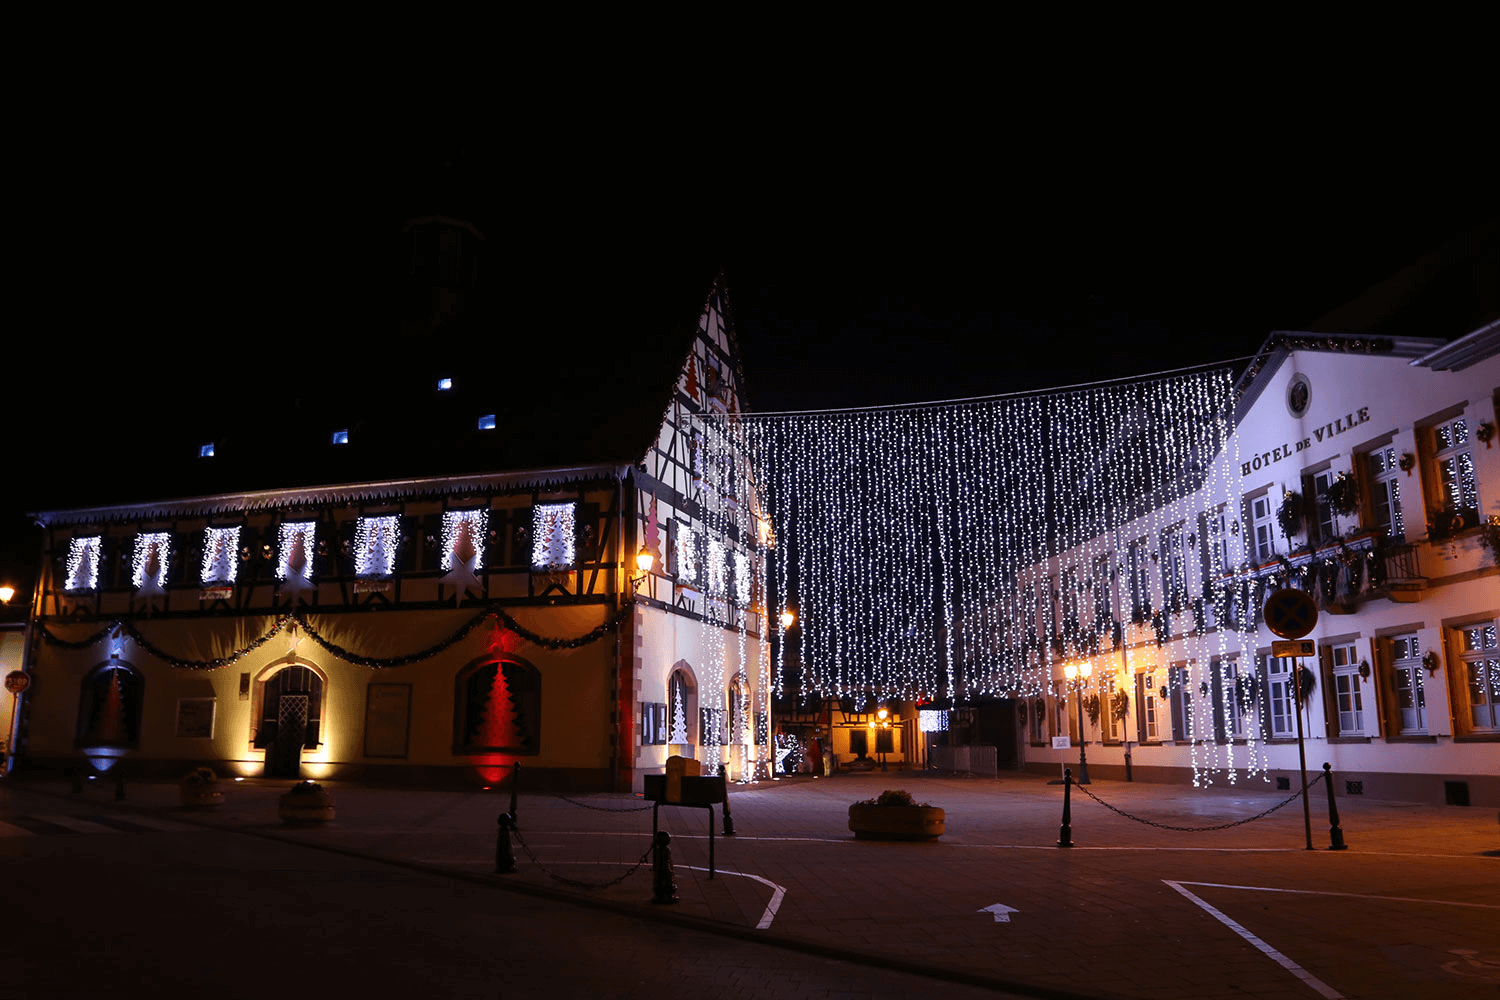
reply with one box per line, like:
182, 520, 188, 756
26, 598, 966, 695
495, 812, 517, 874
1057, 768, 1074, 847
717, 763, 735, 836
114, 772, 125, 801
651, 830, 679, 904
69, 767, 83, 793
509, 761, 520, 828
1322, 763, 1348, 851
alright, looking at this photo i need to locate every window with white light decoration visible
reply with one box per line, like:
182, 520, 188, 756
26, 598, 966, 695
277, 522, 317, 580
66, 536, 102, 592
707, 539, 728, 595
674, 522, 699, 584
1391, 633, 1426, 734
1426, 414, 1478, 520
441, 509, 488, 570
732, 550, 751, 606
354, 516, 401, 577
1364, 445, 1405, 540
132, 532, 172, 590
1456, 621, 1498, 732
200, 526, 240, 586
531, 503, 576, 569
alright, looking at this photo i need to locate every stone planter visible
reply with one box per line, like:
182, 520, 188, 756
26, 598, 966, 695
278, 781, 335, 824
848, 803, 945, 840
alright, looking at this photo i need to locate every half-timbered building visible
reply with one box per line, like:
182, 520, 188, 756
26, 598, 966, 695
14, 260, 770, 793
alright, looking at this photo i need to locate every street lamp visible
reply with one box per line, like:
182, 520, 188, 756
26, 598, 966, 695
1062, 660, 1092, 785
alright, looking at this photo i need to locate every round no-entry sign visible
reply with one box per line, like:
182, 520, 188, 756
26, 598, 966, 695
4, 670, 30, 694
1264, 587, 1318, 639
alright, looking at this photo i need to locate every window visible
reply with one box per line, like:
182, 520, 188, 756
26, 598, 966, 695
1308, 469, 1336, 542
1365, 446, 1405, 540
277, 522, 317, 582
668, 668, 695, 746
477, 414, 496, 430
199, 443, 215, 458
77, 662, 144, 748
1390, 633, 1427, 734
707, 539, 728, 596
1263, 653, 1295, 739
1160, 523, 1187, 612
132, 532, 172, 592
531, 503, 575, 569
641, 702, 668, 745
1127, 539, 1151, 620
66, 536, 102, 592
1330, 642, 1364, 736
332, 429, 349, 445
1102, 674, 1120, 742
732, 550, 751, 606
438, 377, 453, 390
1060, 565, 1080, 631
440, 509, 488, 572
1428, 415, 1478, 518
200, 526, 240, 586
1133, 671, 1161, 742
456, 658, 541, 754
1210, 658, 1248, 741
355, 515, 401, 577
1456, 622, 1499, 732
1036, 575, 1054, 636
673, 522, 699, 585
1091, 553, 1111, 624
1249, 492, 1277, 563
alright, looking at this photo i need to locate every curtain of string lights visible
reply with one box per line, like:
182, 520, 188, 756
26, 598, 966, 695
711, 367, 1270, 784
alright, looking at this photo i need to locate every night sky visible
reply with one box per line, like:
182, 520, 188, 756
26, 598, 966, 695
3, 108, 1495, 599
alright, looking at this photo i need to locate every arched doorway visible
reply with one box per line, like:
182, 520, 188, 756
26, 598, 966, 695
253, 664, 324, 778
667, 663, 697, 758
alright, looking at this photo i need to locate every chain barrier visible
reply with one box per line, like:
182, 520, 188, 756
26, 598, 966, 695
510, 827, 656, 890
552, 794, 655, 813
1073, 771, 1325, 832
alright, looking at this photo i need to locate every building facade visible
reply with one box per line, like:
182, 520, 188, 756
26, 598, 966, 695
13, 278, 771, 792
1021, 326, 1500, 805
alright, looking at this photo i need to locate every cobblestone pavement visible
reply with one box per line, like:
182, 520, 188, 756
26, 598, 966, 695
11, 770, 1499, 1000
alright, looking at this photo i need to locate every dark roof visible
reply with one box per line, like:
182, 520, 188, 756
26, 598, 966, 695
31, 264, 723, 512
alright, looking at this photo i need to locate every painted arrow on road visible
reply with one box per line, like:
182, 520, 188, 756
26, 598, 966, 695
978, 904, 1019, 923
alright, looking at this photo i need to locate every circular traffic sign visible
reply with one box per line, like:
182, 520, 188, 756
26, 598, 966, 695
4, 670, 29, 694
1263, 587, 1318, 639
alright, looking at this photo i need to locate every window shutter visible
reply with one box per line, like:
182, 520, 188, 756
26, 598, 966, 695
1255, 655, 1273, 740
1210, 660, 1227, 743
1134, 674, 1147, 741
1318, 644, 1337, 738
1169, 666, 1187, 742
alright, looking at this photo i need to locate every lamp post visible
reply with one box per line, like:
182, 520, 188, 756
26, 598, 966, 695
1063, 661, 1092, 785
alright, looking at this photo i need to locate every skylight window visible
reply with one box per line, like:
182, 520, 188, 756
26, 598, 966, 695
332, 429, 349, 445
438, 377, 453, 391
478, 414, 496, 430
199, 443, 215, 458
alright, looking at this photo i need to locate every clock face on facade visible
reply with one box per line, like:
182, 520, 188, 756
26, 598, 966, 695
1286, 373, 1312, 417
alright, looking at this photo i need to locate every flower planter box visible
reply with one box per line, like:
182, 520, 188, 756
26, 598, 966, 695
278, 782, 336, 824
848, 803, 945, 840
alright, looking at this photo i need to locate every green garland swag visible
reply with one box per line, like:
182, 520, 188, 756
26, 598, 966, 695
39, 601, 631, 672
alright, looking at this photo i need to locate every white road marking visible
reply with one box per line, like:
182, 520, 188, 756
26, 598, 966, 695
1165, 880, 1345, 1000
1174, 881, 1500, 910
681, 865, 786, 929
978, 903, 1019, 923
0, 820, 36, 837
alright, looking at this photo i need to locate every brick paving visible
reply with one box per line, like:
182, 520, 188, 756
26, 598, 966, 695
14, 769, 1500, 999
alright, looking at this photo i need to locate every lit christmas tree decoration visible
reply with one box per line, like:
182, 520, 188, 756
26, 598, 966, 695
66, 536, 101, 592
132, 532, 172, 592
201, 526, 240, 585
277, 522, 317, 581
531, 503, 575, 569
354, 516, 401, 577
